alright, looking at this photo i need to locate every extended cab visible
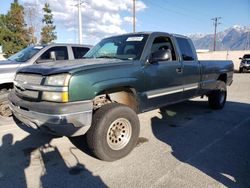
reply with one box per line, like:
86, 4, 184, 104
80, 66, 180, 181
9, 32, 233, 161
0, 43, 91, 117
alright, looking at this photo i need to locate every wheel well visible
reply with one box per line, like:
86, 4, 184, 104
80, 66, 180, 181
0, 83, 14, 91
93, 87, 139, 113
218, 74, 227, 83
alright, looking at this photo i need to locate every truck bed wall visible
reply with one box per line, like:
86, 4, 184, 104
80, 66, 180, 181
197, 50, 250, 71
199, 60, 234, 91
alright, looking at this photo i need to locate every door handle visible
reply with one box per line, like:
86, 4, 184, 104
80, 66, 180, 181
176, 67, 183, 73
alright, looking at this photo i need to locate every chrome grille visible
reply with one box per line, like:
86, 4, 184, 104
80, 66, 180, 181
15, 73, 43, 99
15, 87, 39, 99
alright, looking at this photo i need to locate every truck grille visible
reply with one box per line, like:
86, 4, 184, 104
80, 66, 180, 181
15, 87, 39, 99
14, 73, 43, 100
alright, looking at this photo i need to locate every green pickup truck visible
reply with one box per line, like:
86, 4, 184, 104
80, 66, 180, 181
9, 32, 234, 161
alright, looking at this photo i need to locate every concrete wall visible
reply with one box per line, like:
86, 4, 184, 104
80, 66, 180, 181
197, 50, 250, 71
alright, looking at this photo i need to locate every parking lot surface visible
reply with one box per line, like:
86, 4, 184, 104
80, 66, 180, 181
0, 74, 250, 188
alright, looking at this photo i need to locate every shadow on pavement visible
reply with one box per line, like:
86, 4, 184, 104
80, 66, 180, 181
0, 118, 107, 188
151, 100, 250, 187
68, 135, 94, 157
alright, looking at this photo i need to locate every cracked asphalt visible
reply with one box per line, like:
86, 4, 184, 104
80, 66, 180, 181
0, 74, 250, 188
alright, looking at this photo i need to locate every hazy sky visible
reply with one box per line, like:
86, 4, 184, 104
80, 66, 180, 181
0, 0, 249, 44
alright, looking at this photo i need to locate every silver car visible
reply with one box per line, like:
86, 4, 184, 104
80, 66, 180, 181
0, 43, 92, 118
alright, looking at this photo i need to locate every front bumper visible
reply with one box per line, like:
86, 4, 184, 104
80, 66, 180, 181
8, 92, 93, 137
240, 64, 250, 70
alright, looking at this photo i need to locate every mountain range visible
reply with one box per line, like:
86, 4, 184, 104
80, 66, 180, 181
188, 25, 250, 51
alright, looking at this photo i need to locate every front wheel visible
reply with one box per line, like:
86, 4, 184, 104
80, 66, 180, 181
243, 67, 248, 73
86, 103, 140, 161
208, 81, 227, 109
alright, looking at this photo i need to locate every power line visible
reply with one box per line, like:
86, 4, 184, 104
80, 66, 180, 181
145, 1, 208, 24
212, 17, 222, 51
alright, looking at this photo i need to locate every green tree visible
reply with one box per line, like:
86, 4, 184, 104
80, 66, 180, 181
40, 3, 57, 44
0, 0, 30, 57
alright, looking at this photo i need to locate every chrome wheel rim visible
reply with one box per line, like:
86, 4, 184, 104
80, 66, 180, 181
107, 118, 132, 150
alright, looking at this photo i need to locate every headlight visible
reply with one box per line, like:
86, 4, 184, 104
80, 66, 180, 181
43, 74, 71, 102
42, 91, 69, 102
45, 74, 71, 86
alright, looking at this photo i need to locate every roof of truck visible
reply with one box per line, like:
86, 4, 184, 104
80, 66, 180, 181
103, 31, 189, 40
32, 43, 93, 48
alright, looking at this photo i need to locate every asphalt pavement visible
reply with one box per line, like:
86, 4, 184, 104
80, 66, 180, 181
0, 74, 250, 188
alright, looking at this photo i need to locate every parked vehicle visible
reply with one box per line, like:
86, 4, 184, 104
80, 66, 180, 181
239, 54, 250, 73
0, 44, 91, 117
9, 32, 233, 161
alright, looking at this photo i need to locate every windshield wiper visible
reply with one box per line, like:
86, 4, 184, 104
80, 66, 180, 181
7, 58, 22, 62
97, 55, 120, 59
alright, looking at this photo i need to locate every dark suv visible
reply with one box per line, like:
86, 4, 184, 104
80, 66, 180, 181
239, 54, 250, 73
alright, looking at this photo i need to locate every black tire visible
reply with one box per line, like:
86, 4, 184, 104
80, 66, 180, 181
243, 67, 248, 73
208, 81, 227, 109
239, 68, 243, 73
86, 103, 140, 161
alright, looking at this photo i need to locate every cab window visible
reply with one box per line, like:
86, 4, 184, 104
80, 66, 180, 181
39, 46, 68, 60
72, 47, 90, 59
151, 36, 176, 61
176, 37, 195, 61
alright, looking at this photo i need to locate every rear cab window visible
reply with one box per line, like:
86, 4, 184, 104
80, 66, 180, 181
72, 47, 90, 59
176, 37, 196, 61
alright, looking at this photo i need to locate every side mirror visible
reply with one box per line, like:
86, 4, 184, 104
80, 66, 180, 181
149, 50, 171, 64
239, 57, 242, 60
50, 51, 56, 61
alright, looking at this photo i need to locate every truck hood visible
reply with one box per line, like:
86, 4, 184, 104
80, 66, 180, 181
0, 59, 22, 76
17, 58, 134, 75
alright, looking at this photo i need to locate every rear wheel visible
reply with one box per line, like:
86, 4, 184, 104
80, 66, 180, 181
86, 103, 140, 161
208, 81, 227, 109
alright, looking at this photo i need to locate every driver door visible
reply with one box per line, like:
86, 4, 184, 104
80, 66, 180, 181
143, 35, 183, 110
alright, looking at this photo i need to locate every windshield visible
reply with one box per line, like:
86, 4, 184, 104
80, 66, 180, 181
84, 34, 149, 60
243, 54, 250, 59
8, 46, 44, 62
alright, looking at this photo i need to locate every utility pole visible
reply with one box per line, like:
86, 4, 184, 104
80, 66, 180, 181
77, 0, 83, 44
211, 17, 222, 51
246, 31, 250, 50
133, 0, 136, 33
